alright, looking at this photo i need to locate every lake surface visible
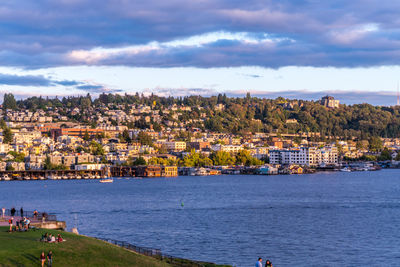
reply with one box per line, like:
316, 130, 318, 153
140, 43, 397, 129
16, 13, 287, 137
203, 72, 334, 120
1, 170, 400, 266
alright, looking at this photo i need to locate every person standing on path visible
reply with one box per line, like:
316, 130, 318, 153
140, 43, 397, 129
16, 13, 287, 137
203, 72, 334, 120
40, 252, 46, 267
1, 207, 5, 218
255, 257, 263, 267
47, 251, 53, 267
20, 207, 23, 218
8, 217, 13, 232
10, 207, 15, 216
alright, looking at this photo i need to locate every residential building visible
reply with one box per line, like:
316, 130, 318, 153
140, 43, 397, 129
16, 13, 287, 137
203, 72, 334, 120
321, 96, 340, 108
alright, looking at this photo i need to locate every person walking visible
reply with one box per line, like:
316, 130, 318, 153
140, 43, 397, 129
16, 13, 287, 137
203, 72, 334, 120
40, 251, 46, 267
47, 251, 53, 267
255, 257, 263, 267
20, 207, 23, 218
1, 207, 5, 218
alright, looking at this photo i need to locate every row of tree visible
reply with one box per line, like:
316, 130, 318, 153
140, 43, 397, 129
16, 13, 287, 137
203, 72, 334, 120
5, 93, 400, 139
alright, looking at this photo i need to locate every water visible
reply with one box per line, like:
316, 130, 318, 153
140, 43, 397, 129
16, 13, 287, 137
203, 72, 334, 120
1, 170, 400, 266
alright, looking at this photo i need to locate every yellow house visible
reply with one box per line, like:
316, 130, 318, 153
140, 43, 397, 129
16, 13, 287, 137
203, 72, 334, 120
162, 166, 178, 177
289, 165, 304, 174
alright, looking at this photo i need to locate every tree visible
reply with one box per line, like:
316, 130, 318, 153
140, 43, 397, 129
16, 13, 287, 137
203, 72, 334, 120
2, 126, 13, 144
121, 129, 131, 143
210, 151, 235, 166
137, 132, 153, 146
369, 136, 383, 152
235, 150, 263, 166
90, 141, 105, 156
3, 93, 17, 110
83, 130, 90, 141
181, 149, 213, 167
153, 122, 162, 132
8, 151, 25, 162
6, 165, 15, 171
132, 157, 146, 166
378, 147, 392, 161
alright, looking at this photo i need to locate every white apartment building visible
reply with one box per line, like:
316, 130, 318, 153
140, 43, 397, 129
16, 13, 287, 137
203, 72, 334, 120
269, 147, 309, 165
13, 129, 41, 144
0, 143, 10, 154
309, 146, 338, 166
166, 141, 187, 151
211, 144, 243, 153
270, 146, 338, 166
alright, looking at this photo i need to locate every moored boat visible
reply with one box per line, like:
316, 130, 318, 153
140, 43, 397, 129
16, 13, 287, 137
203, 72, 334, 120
99, 178, 113, 183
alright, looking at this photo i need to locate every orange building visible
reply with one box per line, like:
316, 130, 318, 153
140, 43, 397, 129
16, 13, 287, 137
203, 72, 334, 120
50, 128, 104, 139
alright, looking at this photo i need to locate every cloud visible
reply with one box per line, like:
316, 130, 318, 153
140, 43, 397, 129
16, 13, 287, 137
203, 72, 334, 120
0, 73, 52, 86
142, 87, 217, 97
0, 72, 112, 94
1, 1, 400, 68
54, 80, 81, 86
76, 84, 123, 94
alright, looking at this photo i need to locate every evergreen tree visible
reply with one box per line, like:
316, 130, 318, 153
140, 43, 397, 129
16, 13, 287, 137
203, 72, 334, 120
2, 126, 13, 144
3, 93, 17, 110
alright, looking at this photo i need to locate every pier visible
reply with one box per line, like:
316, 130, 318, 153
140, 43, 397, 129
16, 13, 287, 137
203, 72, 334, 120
0, 165, 178, 181
0, 169, 106, 181
0, 209, 66, 230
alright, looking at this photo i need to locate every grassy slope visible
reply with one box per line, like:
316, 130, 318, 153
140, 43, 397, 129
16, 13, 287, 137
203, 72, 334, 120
0, 226, 172, 267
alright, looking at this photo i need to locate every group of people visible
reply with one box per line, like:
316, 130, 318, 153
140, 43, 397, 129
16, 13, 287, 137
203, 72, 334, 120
2, 206, 24, 217
255, 257, 273, 267
40, 233, 64, 243
40, 251, 53, 267
8, 217, 31, 232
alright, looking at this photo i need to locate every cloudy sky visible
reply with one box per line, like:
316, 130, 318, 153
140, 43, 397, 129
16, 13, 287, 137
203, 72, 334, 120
1, 0, 400, 105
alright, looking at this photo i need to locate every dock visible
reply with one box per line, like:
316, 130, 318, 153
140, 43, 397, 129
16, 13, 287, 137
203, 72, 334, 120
0, 209, 66, 230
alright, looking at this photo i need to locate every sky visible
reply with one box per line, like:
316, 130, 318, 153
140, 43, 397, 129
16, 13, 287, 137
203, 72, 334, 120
1, 0, 400, 105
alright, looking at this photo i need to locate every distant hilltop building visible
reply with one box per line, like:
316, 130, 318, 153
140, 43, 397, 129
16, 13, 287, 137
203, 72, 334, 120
321, 96, 340, 108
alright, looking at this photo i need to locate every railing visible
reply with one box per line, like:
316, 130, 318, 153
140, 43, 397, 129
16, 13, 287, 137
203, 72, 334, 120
2, 209, 57, 221
96, 238, 218, 267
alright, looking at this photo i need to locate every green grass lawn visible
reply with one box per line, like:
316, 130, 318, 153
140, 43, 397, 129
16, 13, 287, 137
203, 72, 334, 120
0, 226, 172, 267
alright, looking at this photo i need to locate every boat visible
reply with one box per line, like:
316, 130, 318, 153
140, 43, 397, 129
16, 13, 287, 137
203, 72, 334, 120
195, 168, 208, 176
99, 178, 113, 183
340, 167, 351, 172
1, 175, 10, 181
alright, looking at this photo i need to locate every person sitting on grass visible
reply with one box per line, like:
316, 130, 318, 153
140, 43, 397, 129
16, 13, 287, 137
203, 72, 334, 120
40, 233, 48, 242
47, 234, 52, 242
50, 234, 56, 243
57, 234, 63, 242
